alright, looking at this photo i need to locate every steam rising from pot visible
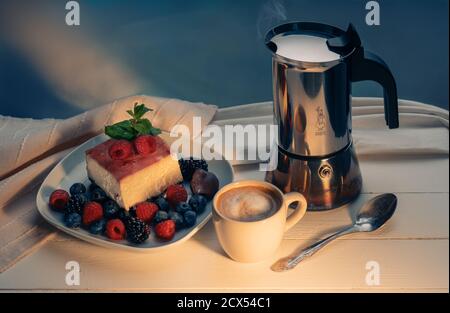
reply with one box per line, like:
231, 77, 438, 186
256, 0, 287, 39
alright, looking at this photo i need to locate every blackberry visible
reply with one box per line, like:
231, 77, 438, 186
125, 217, 150, 244
66, 194, 87, 214
178, 157, 208, 181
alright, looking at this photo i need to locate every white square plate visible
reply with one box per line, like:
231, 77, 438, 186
36, 133, 234, 253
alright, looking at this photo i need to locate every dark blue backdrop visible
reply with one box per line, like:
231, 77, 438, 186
0, 0, 448, 119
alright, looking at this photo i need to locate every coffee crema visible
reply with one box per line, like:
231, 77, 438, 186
216, 186, 281, 222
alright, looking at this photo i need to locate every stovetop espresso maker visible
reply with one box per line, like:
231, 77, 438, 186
265, 22, 399, 211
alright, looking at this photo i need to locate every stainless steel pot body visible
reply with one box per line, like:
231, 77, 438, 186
272, 53, 352, 157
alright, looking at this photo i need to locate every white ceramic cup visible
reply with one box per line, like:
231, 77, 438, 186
212, 180, 308, 263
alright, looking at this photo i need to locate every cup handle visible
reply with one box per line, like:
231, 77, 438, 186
283, 192, 308, 231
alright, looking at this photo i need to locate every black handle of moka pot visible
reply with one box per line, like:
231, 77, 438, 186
350, 49, 399, 129
327, 24, 399, 129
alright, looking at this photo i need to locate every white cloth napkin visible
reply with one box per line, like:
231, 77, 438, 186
0, 95, 217, 273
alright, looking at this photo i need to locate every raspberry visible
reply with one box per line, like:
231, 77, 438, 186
155, 220, 176, 240
133, 135, 156, 155
109, 140, 133, 160
49, 189, 69, 211
82, 202, 103, 226
106, 219, 126, 240
135, 202, 158, 223
166, 184, 188, 207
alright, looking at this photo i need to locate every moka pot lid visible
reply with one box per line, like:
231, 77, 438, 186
265, 22, 362, 66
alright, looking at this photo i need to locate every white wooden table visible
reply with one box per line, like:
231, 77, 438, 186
0, 154, 448, 292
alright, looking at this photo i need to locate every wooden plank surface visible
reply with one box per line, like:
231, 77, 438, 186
0, 232, 447, 292
0, 190, 447, 291
0, 153, 448, 292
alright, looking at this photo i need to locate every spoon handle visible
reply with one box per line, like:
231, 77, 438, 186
271, 225, 357, 272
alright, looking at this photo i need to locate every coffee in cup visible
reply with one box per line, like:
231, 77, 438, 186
213, 180, 308, 263
216, 186, 281, 222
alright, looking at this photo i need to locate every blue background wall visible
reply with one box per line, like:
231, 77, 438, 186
0, 0, 448, 119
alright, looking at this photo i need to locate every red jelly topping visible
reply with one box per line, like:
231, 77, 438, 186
86, 137, 171, 181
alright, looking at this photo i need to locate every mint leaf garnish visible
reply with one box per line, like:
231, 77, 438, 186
105, 121, 136, 140
149, 127, 161, 136
132, 119, 153, 135
133, 103, 152, 120
127, 103, 152, 120
105, 103, 160, 140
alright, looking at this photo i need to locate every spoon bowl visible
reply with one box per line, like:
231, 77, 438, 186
355, 193, 397, 232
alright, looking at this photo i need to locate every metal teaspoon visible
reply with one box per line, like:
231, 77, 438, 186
271, 193, 398, 272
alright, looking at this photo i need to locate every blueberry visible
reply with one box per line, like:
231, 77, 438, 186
153, 210, 169, 224
89, 219, 106, 235
103, 200, 120, 219
90, 188, 107, 202
183, 210, 197, 228
64, 213, 81, 228
169, 211, 184, 229
189, 194, 208, 214
117, 208, 130, 222
88, 181, 99, 192
175, 202, 191, 214
69, 183, 86, 196
128, 207, 137, 217
154, 196, 169, 211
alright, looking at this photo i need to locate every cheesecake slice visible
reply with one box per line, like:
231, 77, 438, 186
86, 136, 182, 209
